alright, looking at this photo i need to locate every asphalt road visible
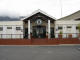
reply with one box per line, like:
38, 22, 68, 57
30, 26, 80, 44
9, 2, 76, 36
0, 45, 80, 60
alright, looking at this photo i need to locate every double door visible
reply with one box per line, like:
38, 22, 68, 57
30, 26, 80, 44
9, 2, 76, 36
32, 26, 46, 38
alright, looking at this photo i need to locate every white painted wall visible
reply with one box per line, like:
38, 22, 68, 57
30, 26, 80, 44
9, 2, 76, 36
55, 20, 80, 38
0, 21, 24, 39
0, 19, 80, 39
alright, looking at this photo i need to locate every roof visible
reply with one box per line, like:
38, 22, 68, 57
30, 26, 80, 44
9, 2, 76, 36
21, 9, 56, 21
0, 16, 25, 21
58, 10, 80, 20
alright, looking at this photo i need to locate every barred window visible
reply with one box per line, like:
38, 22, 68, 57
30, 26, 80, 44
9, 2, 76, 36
0, 27, 3, 31
16, 27, 21, 30
7, 27, 12, 29
58, 27, 62, 30
67, 26, 71, 28
76, 26, 78, 29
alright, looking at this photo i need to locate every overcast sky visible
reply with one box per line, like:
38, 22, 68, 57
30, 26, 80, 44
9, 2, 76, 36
0, 0, 80, 19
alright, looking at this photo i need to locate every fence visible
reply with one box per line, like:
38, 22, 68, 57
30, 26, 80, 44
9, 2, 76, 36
0, 33, 80, 39
55, 33, 79, 38
0, 34, 23, 39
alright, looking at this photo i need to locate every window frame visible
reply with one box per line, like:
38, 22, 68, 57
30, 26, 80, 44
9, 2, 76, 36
16, 27, 21, 30
0, 27, 3, 31
67, 26, 72, 29
58, 26, 62, 30
7, 27, 12, 29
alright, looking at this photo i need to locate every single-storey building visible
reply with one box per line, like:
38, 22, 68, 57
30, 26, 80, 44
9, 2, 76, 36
0, 10, 80, 39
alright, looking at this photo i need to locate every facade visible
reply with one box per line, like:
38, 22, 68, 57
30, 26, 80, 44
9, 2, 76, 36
0, 10, 80, 39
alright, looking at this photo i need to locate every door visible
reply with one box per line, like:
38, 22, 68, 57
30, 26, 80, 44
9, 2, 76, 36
24, 28, 28, 38
32, 26, 46, 38
51, 28, 55, 38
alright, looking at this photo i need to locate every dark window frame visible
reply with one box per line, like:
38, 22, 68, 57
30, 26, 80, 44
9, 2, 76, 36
16, 27, 21, 30
58, 26, 62, 30
0, 27, 3, 31
76, 26, 79, 29
67, 26, 71, 28
7, 27, 12, 29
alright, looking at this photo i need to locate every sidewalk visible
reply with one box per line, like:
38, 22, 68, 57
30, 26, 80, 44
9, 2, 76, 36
0, 44, 80, 46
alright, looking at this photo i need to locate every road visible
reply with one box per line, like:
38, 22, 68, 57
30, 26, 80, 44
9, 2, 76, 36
0, 45, 80, 60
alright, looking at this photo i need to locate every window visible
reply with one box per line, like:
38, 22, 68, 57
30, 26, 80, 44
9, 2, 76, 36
67, 26, 72, 32
36, 19, 42, 25
0, 27, 3, 31
76, 26, 78, 29
75, 18, 80, 20
16, 27, 21, 30
67, 26, 71, 28
7, 27, 12, 29
58, 27, 62, 30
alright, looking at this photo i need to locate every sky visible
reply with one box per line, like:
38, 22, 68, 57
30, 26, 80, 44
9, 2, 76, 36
0, 0, 80, 19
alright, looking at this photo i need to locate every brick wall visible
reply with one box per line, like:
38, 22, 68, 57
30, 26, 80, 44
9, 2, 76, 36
0, 38, 80, 45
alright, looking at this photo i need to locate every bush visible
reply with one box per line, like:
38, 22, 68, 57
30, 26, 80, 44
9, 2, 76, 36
59, 31, 63, 34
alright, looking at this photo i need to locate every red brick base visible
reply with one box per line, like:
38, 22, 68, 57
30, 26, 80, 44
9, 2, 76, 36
0, 38, 80, 45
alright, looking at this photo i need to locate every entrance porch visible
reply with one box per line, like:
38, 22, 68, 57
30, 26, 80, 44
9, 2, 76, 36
23, 12, 55, 39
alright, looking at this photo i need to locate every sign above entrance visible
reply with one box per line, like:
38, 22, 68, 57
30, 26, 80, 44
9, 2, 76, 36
36, 19, 42, 25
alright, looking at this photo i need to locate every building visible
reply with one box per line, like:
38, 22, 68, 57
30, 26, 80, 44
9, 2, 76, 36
0, 10, 80, 39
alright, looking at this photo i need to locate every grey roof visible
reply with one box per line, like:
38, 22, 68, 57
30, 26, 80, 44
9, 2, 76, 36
58, 10, 80, 20
0, 16, 25, 21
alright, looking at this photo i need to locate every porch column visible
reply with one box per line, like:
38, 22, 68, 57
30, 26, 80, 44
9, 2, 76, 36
28, 20, 30, 39
48, 20, 51, 39
72, 25, 76, 38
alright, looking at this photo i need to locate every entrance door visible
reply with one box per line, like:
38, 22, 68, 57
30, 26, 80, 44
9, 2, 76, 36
51, 28, 55, 38
32, 26, 46, 38
24, 28, 28, 38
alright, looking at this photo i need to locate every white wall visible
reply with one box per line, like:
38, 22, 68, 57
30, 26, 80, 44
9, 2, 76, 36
55, 20, 80, 38
0, 21, 24, 39
0, 20, 80, 39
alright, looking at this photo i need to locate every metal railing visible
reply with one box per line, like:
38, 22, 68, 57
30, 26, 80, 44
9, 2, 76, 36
55, 33, 80, 38
0, 34, 24, 39
0, 33, 79, 39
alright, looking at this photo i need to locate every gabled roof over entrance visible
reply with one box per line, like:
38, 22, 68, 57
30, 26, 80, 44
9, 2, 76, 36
22, 9, 56, 22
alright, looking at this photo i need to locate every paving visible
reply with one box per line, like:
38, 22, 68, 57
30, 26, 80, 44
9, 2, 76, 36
0, 45, 80, 60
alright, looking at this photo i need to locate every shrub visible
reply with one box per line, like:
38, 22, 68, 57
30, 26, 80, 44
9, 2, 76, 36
59, 31, 63, 34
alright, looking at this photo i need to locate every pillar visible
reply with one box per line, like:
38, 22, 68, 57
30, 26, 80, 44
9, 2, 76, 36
48, 20, 50, 39
28, 20, 30, 39
72, 25, 76, 38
